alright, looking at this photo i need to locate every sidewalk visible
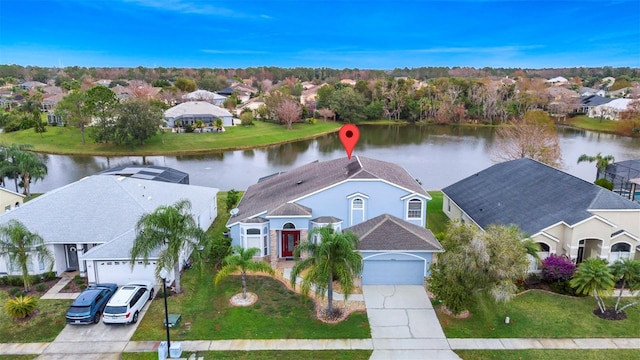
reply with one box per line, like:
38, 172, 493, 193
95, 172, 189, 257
40, 277, 80, 300
2, 338, 640, 356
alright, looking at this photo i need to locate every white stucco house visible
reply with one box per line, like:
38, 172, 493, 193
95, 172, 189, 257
0, 170, 218, 285
443, 158, 640, 271
183, 90, 227, 106
0, 187, 25, 214
589, 98, 635, 120
164, 101, 234, 128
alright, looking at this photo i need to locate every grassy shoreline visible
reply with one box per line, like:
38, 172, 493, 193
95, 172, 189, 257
0, 121, 341, 156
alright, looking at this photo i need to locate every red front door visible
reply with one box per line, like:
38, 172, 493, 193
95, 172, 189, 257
281, 231, 300, 258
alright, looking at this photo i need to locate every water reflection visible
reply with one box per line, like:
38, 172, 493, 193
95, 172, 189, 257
22, 125, 640, 193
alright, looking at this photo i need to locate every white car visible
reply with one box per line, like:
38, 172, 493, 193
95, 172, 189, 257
102, 281, 154, 325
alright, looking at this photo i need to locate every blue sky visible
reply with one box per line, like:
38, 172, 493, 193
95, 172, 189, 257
1, 0, 639, 69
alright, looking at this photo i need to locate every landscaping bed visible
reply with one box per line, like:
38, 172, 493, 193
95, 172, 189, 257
0, 291, 72, 343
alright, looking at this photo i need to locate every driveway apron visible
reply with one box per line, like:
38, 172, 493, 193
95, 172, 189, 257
362, 285, 461, 360
35, 291, 155, 360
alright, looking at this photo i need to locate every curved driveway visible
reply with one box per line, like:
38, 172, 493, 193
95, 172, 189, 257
362, 285, 461, 360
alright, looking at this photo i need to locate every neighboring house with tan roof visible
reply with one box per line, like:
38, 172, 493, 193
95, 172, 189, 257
226, 156, 443, 285
442, 158, 640, 270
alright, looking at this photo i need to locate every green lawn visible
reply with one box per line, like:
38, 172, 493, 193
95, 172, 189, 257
0, 356, 37, 360
131, 270, 369, 340
0, 292, 72, 343
131, 191, 369, 341
456, 350, 640, 360
122, 350, 372, 360
438, 290, 640, 338
567, 115, 619, 133
0, 121, 341, 156
427, 190, 449, 235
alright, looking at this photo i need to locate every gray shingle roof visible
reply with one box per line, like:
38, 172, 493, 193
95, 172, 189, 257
267, 203, 312, 217
227, 156, 427, 225
345, 214, 442, 251
442, 158, 640, 235
0, 175, 218, 259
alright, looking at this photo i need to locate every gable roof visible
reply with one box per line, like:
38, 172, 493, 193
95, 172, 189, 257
345, 214, 442, 251
580, 95, 612, 107
164, 101, 232, 119
228, 156, 427, 225
183, 90, 227, 102
442, 158, 640, 235
0, 175, 218, 257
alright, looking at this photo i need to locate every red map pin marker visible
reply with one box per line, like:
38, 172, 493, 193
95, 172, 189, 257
339, 124, 360, 160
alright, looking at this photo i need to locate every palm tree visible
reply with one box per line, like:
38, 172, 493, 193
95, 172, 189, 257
290, 227, 363, 316
0, 219, 54, 291
214, 118, 223, 132
130, 199, 207, 294
0, 144, 36, 193
13, 150, 47, 196
194, 119, 204, 133
570, 258, 615, 314
577, 153, 615, 180
610, 259, 640, 313
214, 245, 274, 299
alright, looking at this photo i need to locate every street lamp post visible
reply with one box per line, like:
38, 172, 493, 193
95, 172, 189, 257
159, 268, 171, 351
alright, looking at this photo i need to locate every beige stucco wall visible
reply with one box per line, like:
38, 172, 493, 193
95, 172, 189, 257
443, 194, 640, 263
0, 189, 25, 214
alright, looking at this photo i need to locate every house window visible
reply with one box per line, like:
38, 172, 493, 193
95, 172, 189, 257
283, 223, 296, 229
240, 226, 268, 257
38, 254, 45, 271
447, 198, 451, 212
350, 198, 365, 225
407, 199, 422, 219
14, 202, 20, 208
263, 235, 268, 256
609, 242, 631, 263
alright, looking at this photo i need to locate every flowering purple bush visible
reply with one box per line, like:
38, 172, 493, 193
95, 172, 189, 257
541, 254, 576, 282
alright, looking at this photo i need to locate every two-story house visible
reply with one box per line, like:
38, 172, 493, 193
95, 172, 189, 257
226, 156, 443, 285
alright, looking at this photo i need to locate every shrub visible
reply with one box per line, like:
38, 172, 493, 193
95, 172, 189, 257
4, 295, 37, 319
594, 178, 614, 190
42, 271, 57, 282
9, 287, 23, 297
541, 254, 576, 282
306, 118, 317, 125
7, 276, 23, 287
35, 283, 47, 292
209, 236, 232, 268
184, 124, 194, 133
240, 112, 254, 126
79, 284, 87, 290
73, 275, 84, 285
225, 189, 240, 210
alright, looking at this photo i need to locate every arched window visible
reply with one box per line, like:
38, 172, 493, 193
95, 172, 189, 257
609, 242, 631, 263
407, 199, 422, 219
283, 223, 296, 229
350, 198, 365, 225
538, 243, 550, 252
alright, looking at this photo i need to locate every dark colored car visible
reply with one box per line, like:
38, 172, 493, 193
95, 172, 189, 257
65, 283, 118, 324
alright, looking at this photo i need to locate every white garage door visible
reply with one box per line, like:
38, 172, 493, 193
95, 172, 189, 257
94, 260, 157, 285
362, 259, 425, 285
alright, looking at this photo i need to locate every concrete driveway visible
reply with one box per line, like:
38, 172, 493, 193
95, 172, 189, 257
36, 294, 155, 360
362, 285, 461, 360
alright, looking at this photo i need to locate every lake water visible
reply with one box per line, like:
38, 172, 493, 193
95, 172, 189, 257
25, 125, 640, 193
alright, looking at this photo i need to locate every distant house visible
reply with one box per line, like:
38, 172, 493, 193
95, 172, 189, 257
235, 97, 265, 117
579, 95, 613, 114
0, 188, 25, 214
580, 87, 606, 97
17, 81, 46, 91
0, 172, 218, 285
226, 156, 443, 285
164, 101, 234, 128
589, 98, 635, 120
442, 158, 640, 269
183, 90, 226, 106
545, 76, 568, 86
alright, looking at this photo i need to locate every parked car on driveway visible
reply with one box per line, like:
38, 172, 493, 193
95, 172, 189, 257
66, 283, 118, 324
103, 280, 154, 325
